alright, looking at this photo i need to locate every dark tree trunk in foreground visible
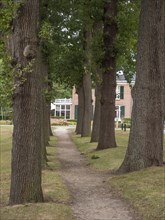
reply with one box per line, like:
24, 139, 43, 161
91, 84, 101, 142
81, 29, 92, 137
118, 0, 165, 173
97, 0, 118, 150
9, 0, 43, 204
75, 86, 84, 135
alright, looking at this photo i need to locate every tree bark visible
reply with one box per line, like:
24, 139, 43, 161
75, 86, 84, 135
91, 84, 101, 142
41, 62, 49, 167
41, 94, 48, 167
118, 0, 165, 173
81, 28, 93, 137
81, 72, 92, 137
9, 0, 43, 204
97, 0, 118, 150
90, 19, 103, 143
49, 102, 53, 136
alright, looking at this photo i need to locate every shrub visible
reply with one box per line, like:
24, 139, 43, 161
122, 118, 132, 128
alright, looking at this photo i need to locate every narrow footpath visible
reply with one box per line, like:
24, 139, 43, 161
54, 126, 140, 220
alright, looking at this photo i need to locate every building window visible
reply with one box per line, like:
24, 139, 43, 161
66, 111, 70, 119
120, 106, 125, 118
61, 111, 65, 117
56, 105, 60, 111
116, 86, 124, 100
115, 105, 125, 120
56, 111, 60, 117
66, 105, 70, 110
61, 105, 65, 110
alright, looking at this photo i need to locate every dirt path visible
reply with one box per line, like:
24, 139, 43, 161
54, 126, 139, 220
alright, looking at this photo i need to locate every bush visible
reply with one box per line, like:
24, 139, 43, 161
51, 119, 68, 126
0, 120, 12, 125
67, 119, 77, 123
122, 118, 131, 128
51, 116, 64, 119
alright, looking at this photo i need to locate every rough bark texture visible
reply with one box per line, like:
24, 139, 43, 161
9, 0, 44, 204
49, 103, 53, 136
97, 0, 118, 150
118, 0, 165, 173
41, 62, 49, 167
81, 29, 92, 137
91, 84, 101, 142
41, 95, 48, 167
75, 86, 84, 135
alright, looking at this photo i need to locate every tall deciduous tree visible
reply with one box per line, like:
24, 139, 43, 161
9, 0, 43, 204
97, 0, 118, 150
118, 0, 165, 173
75, 85, 84, 134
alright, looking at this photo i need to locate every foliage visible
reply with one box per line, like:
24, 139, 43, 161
0, 57, 13, 109
117, 0, 140, 82
122, 118, 132, 128
0, 0, 18, 109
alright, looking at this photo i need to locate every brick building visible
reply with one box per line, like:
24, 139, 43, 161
51, 74, 135, 121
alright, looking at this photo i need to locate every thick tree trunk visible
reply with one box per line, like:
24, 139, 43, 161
91, 84, 101, 142
81, 28, 92, 137
90, 19, 103, 143
97, 0, 118, 150
9, 0, 43, 204
75, 86, 84, 135
41, 95, 48, 167
118, 0, 165, 173
81, 73, 92, 137
44, 101, 50, 146
41, 62, 49, 167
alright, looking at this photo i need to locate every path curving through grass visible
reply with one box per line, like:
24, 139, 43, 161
54, 126, 140, 220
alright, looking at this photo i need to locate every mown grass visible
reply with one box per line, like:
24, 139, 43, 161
71, 130, 165, 220
0, 125, 75, 220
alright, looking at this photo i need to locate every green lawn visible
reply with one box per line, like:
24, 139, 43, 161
0, 125, 75, 220
71, 130, 165, 220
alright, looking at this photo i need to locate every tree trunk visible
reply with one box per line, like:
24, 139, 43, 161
41, 94, 48, 167
81, 28, 92, 137
44, 101, 50, 146
81, 72, 92, 137
75, 86, 84, 135
118, 0, 165, 173
97, 0, 118, 150
9, 0, 43, 204
91, 84, 101, 142
90, 19, 103, 143
49, 102, 53, 136
41, 58, 48, 168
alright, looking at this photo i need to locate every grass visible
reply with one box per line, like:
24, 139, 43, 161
72, 130, 130, 171
0, 125, 75, 220
71, 130, 165, 220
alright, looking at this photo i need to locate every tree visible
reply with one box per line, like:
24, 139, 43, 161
118, 0, 165, 173
75, 85, 84, 134
97, 0, 118, 150
9, 0, 43, 204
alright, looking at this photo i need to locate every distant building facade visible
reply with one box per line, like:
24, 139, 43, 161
51, 74, 135, 121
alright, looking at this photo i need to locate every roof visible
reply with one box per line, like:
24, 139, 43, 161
116, 73, 136, 83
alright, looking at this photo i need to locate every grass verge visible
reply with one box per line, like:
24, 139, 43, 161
0, 125, 75, 220
71, 130, 165, 220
